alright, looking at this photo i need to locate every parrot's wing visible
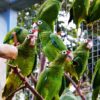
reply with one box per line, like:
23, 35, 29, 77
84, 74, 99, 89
92, 59, 100, 84
92, 87, 99, 100
73, 0, 90, 28
92, 70, 100, 88
6, 60, 14, 77
87, 0, 100, 23
32, 53, 37, 73
3, 30, 14, 44
36, 68, 49, 93
92, 67, 100, 99
50, 34, 67, 50
72, 56, 83, 79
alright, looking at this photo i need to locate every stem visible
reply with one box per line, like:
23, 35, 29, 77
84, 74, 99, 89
7, 85, 26, 99
64, 72, 85, 100
30, 73, 37, 85
40, 53, 46, 73
8, 64, 44, 100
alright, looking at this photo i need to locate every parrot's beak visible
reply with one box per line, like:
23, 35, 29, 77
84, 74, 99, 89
30, 22, 39, 34
66, 56, 73, 62
86, 41, 93, 49
84, 39, 93, 49
27, 30, 38, 46
66, 50, 74, 62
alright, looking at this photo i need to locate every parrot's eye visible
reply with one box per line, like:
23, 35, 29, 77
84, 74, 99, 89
38, 20, 42, 25
29, 29, 32, 33
61, 51, 66, 54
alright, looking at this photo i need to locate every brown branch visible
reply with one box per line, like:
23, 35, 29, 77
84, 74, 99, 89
8, 64, 44, 100
30, 73, 37, 85
40, 53, 46, 73
64, 72, 85, 100
7, 85, 26, 99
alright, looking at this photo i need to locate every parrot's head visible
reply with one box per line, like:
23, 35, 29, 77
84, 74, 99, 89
29, 22, 38, 34
31, 20, 51, 32
84, 39, 93, 49
14, 27, 22, 34
62, 50, 74, 62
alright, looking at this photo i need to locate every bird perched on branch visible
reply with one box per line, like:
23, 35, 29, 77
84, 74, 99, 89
35, 50, 73, 100
72, 39, 93, 81
2, 33, 38, 100
86, 0, 100, 24
72, 0, 90, 29
34, 20, 67, 61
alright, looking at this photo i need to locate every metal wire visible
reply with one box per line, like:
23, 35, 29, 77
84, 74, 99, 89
82, 21, 100, 75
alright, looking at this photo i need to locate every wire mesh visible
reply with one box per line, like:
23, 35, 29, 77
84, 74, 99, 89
81, 20, 100, 79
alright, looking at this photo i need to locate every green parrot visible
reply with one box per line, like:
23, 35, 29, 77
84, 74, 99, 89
92, 59, 100, 100
2, 34, 37, 100
3, 26, 30, 46
60, 40, 93, 95
35, 20, 67, 61
87, 0, 100, 24
35, 50, 74, 100
35, 20, 74, 95
72, 0, 90, 28
36, 0, 62, 31
72, 39, 93, 81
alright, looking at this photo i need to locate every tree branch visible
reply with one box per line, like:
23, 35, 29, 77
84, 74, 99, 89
8, 64, 44, 100
39, 53, 46, 73
30, 73, 37, 86
64, 72, 85, 100
7, 85, 26, 99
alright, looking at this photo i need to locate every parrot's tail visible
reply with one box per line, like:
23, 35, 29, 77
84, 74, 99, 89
2, 95, 13, 100
2, 84, 14, 100
92, 88, 99, 100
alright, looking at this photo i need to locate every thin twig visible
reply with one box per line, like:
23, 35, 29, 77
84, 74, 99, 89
64, 72, 85, 100
40, 53, 46, 73
8, 64, 44, 100
7, 85, 26, 99
30, 73, 37, 85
